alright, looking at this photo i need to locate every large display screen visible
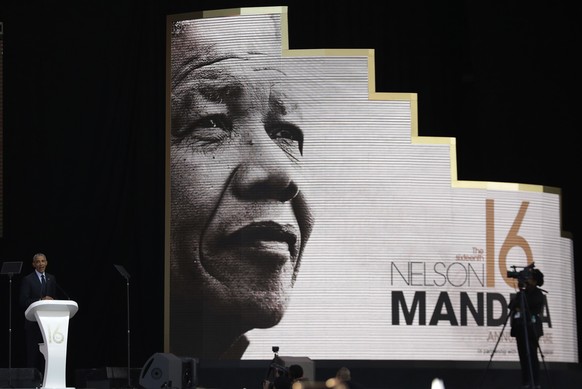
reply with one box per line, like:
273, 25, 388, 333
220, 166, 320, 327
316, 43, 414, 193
165, 7, 576, 362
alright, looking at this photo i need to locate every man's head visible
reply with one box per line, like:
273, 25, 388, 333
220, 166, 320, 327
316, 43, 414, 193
32, 253, 47, 273
336, 367, 351, 382
169, 13, 314, 351
288, 364, 304, 381
532, 268, 544, 286
525, 268, 544, 289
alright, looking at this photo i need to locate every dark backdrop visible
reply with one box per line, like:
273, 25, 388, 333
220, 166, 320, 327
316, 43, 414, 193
0, 0, 580, 383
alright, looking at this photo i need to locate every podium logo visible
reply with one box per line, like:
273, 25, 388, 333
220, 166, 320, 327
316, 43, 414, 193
47, 324, 66, 344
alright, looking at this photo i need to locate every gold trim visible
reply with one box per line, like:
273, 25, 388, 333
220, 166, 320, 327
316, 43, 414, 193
167, 6, 288, 23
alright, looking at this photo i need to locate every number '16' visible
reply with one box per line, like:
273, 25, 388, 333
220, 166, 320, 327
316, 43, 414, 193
486, 199, 533, 288
47, 325, 65, 344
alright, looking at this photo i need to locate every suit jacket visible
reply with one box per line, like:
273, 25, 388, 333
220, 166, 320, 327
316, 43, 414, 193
19, 271, 58, 312
510, 286, 545, 338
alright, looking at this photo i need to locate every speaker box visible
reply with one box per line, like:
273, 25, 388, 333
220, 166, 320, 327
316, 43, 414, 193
280, 356, 315, 381
0, 368, 42, 388
140, 353, 197, 389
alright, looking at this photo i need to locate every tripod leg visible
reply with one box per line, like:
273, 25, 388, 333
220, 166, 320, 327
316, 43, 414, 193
527, 313, 551, 389
536, 341, 553, 389
479, 306, 512, 389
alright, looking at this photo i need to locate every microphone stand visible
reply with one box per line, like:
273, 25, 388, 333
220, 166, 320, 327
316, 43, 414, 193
114, 264, 133, 388
1, 261, 23, 389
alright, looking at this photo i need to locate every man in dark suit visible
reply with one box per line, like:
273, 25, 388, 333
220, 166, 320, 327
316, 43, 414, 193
510, 267, 545, 389
19, 252, 57, 375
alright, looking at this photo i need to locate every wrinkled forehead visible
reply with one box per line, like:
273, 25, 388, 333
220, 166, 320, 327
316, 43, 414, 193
171, 14, 284, 79
169, 12, 323, 117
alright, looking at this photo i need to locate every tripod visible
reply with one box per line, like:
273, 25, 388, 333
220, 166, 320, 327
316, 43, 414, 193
1, 261, 23, 389
114, 264, 134, 388
480, 284, 550, 389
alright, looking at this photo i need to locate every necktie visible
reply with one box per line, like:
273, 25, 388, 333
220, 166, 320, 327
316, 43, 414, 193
41, 274, 46, 297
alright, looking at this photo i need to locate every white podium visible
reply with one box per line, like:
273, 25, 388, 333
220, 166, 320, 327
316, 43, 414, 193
25, 300, 78, 389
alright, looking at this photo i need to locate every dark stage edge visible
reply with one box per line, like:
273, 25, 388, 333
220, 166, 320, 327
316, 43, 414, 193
3, 362, 582, 389
74, 361, 582, 389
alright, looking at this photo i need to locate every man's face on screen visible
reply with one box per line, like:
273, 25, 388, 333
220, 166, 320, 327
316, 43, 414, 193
170, 17, 312, 330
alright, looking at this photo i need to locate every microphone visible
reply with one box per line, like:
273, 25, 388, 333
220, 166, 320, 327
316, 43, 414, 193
54, 280, 72, 300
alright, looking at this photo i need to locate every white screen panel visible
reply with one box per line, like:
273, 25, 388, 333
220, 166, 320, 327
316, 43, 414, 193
166, 8, 576, 363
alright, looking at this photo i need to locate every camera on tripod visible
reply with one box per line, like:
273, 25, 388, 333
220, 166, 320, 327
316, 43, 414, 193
263, 346, 286, 389
507, 262, 536, 287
